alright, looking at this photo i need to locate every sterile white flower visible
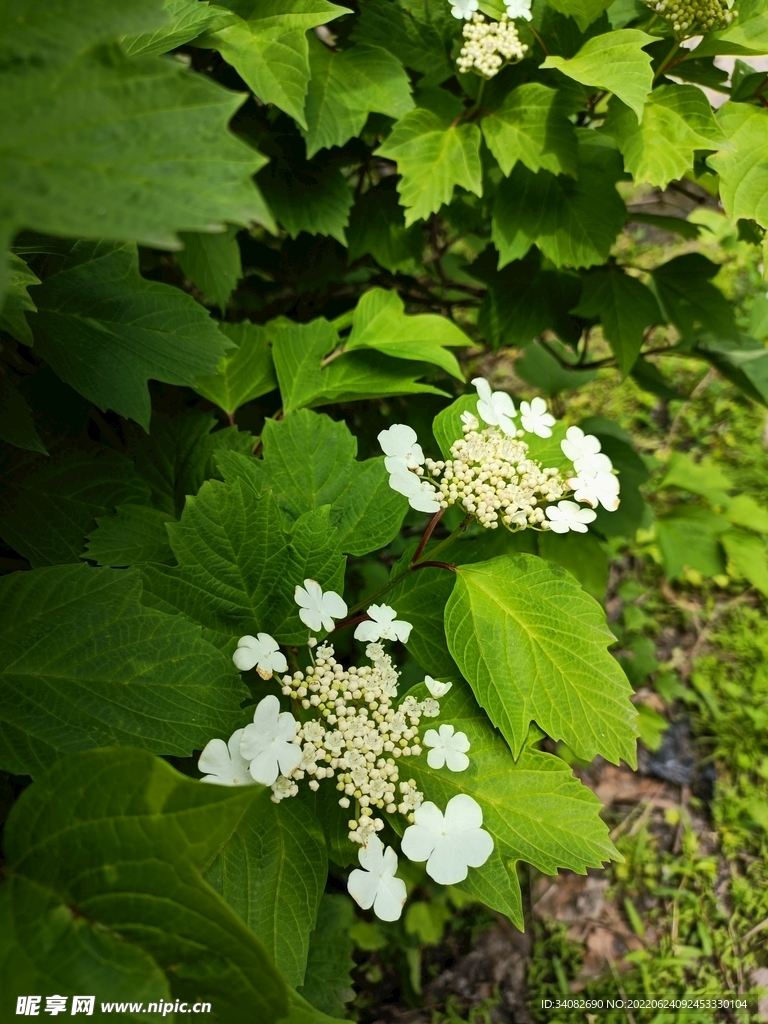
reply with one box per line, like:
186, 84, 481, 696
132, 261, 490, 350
354, 604, 413, 643
347, 834, 407, 921
388, 469, 442, 513
472, 377, 517, 435
378, 423, 426, 474
294, 579, 347, 633
560, 426, 613, 475
568, 471, 620, 512
198, 729, 256, 786
505, 0, 533, 19
423, 723, 471, 772
519, 397, 556, 439
401, 794, 494, 884
240, 694, 302, 786
424, 675, 452, 698
450, 0, 478, 18
232, 633, 288, 679
545, 499, 597, 534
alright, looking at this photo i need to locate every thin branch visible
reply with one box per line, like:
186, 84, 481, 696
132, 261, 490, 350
411, 508, 445, 564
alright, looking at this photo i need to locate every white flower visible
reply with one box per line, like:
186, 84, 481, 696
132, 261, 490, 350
401, 794, 494, 884
545, 499, 597, 534
471, 377, 516, 436
388, 469, 442, 513
420, 698, 440, 717
460, 410, 479, 431
240, 695, 302, 786
294, 579, 347, 633
378, 423, 425, 474
424, 675, 452, 698
354, 604, 413, 643
450, 0, 478, 18
568, 472, 620, 512
506, 0, 532, 19
423, 723, 471, 771
519, 397, 556, 439
232, 633, 287, 679
347, 834, 407, 921
561, 426, 613, 475
198, 729, 256, 786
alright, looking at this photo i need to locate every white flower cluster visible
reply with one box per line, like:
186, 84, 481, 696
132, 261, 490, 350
379, 377, 620, 534
456, 13, 528, 78
198, 580, 493, 921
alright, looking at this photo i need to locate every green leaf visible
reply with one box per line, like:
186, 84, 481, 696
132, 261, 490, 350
177, 227, 243, 312
258, 160, 352, 244
140, 479, 345, 650
0, 3, 273, 257
445, 554, 638, 764
694, 333, 768, 406
126, 411, 255, 516
374, 102, 483, 226
482, 83, 578, 178
123, 0, 235, 56
403, 683, 619, 927
626, 211, 703, 239
649, 253, 737, 341
350, 0, 452, 81
0, 564, 247, 775
432, 393, 481, 459
655, 506, 731, 579
515, 341, 599, 396
303, 37, 413, 158
492, 131, 627, 269
346, 287, 468, 379
724, 494, 768, 534
297, 895, 355, 1017
538, 530, 608, 601
572, 266, 661, 376
659, 451, 733, 506
602, 87, 727, 190
84, 504, 176, 567
270, 315, 448, 414
217, 409, 407, 556
692, 0, 768, 56
0, 747, 288, 1021
0, 445, 151, 566
0, 252, 39, 344
540, 29, 654, 122
347, 186, 424, 273
28, 241, 234, 429
387, 564, 460, 678
471, 251, 582, 350
201, 0, 352, 129
709, 103, 768, 230
0, 374, 47, 455
194, 321, 278, 417
204, 791, 327, 989
544, 0, 614, 32
722, 528, 768, 595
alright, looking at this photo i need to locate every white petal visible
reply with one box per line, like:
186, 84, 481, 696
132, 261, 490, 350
388, 470, 421, 498
401, 823, 438, 864
444, 793, 484, 832
358, 834, 385, 872
298, 606, 323, 632
322, 590, 347, 619
347, 867, 379, 910
378, 424, 417, 458
425, 676, 452, 697
373, 874, 407, 921
423, 728, 440, 747
455, 827, 494, 868
237, 634, 259, 650
198, 738, 232, 779
253, 693, 280, 728
269, 651, 288, 673
276, 741, 303, 777
369, 604, 396, 625
248, 749, 280, 786
426, 746, 447, 770
354, 620, 381, 642
303, 579, 323, 603
444, 749, 470, 772
233, 647, 258, 671
492, 391, 516, 418
426, 840, 469, 885
392, 620, 413, 643
471, 377, 492, 403
409, 489, 442, 513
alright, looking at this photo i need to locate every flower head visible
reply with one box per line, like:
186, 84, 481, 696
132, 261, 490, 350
232, 633, 287, 679
545, 499, 597, 534
423, 723, 471, 771
568, 471, 620, 512
388, 469, 442, 513
450, 0, 478, 18
424, 675, 452, 698
506, 0, 533, 19
472, 377, 516, 435
198, 729, 256, 786
401, 794, 494, 884
519, 397, 556, 439
347, 834, 407, 921
240, 694, 302, 785
378, 423, 425, 474
354, 603, 413, 643
294, 579, 347, 633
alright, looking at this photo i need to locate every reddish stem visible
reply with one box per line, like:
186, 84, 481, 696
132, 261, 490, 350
411, 508, 445, 565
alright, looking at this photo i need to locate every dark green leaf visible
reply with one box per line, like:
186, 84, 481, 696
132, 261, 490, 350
544, 0, 614, 32
297, 895, 355, 1017
350, 0, 452, 81
387, 564, 460, 678
177, 227, 243, 312
123, 0, 235, 56
194, 322, 278, 417
29, 241, 234, 429
0, 747, 288, 1021
84, 504, 176, 567
347, 186, 424, 273
538, 530, 608, 601
626, 211, 703, 239
140, 479, 345, 650
693, 333, 768, 406
515, 341, 598, 396
258, 161, 353, 245
0, 565, 247, 775
0, 374, 47, 455
217, 409, 407, 556
204, 791, 327, 989
0, 252, 38, 344
649, 253, 737, 341
482, 82, 578, 177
